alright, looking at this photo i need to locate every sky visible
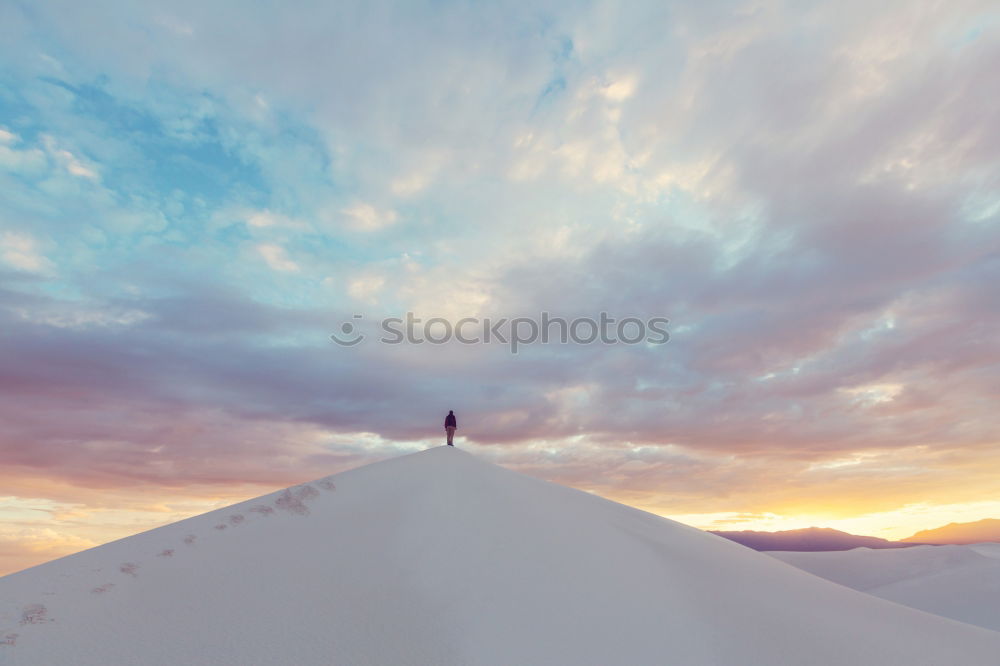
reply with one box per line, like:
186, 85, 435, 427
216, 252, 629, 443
1, 0, 999, 576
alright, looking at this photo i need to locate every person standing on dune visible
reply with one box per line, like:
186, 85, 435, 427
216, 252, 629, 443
444, 410, 457, 446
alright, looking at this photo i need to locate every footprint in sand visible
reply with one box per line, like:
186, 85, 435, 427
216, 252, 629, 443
228, 514, 245, 526
19, 604, 51, 625
157, 549, 174, 557
1, 633, 17, 646
274, 485, 319, 516
120, 563, 139, 577
250, 505, 274, 516
318, 479, 336, 491
91, 583, 115, 595
184, 535, 197, 545
214, 524, 228, 531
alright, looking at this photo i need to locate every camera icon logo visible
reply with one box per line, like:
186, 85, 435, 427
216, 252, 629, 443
330, 314, 365, 346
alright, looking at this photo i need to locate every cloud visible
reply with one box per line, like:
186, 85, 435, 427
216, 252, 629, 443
347, 274, 386, 303
13, 303, 150, 329
245, 209, 307, 229
0, 0, 998, 565
0, 131, 47, 174
341, 202, 399, 231
0, 527, 97, 577
256, 243, 300, 272
0, 233, 54, 274
42, 135, 99, 180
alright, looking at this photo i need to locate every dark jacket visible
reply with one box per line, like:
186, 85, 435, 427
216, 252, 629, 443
445, 413, 457, 428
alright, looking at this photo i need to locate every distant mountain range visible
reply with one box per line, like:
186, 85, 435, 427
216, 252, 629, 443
710, 520, 1000, 552
710, 527, 918, 551
901, 518, 1000, 545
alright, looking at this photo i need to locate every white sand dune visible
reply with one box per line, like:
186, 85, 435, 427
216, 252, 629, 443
2, 446, 998, 665
770, 544, 1000, 632
969, 542, 1000, 559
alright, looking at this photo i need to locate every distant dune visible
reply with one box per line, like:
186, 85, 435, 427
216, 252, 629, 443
901, 518, 1000, 544
770, 544, 1000, 632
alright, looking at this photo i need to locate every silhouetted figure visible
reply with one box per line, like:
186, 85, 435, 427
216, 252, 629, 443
444, 410, 457, 446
